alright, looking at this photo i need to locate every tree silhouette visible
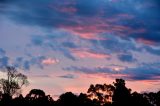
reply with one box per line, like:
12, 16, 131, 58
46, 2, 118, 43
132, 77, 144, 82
0, 66, 29, 96
57, 92, 78, 106
155, 91, 160, 106
87, 83, 115, 105
26, 89, 45, 99
131, 92, 151, 106
0, 78, 159, 106
78, 93, 103, 106
25, 89, 55, 106
112, 79, 131, 106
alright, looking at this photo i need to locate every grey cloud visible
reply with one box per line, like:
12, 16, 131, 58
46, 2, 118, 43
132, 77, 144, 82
58, 74, 76, 79
0, 48, 6, 56
117, 53, 137, 63
0, 56, 9, 68
64, 62, 160, 81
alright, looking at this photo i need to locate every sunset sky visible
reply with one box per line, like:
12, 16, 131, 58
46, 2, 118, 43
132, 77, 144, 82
0, 0, 160, 97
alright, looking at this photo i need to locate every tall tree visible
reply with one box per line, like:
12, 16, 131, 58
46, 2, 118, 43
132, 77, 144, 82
0, 66, 29, 96
26, 89, 45, 99
112, 79, 131, 106
57, 92, 78, 106
87, 83, 115, 105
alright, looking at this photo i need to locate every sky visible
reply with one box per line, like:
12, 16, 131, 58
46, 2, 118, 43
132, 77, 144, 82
0, 0, 160, 97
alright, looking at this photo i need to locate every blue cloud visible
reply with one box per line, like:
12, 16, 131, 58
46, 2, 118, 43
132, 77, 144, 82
0, 0, 160, 74
31, 74, 50, 78
64, 66, 116, 74
123, 63, 160, 80
0, 0, 159, 44
23, 60, 30, 70
62, 42, 77, 48
58, 74, 76, 79
64, 62, 160, 81
0, 48, 6, 56
118, 53, 137, 63
143, 46, 160, 55
13, 56, 47, 70
31, 35, 44, 46
30, 34, 77, 60
0, 56, 9, 68
94, 34, 138, 53
0, 49, 8, 68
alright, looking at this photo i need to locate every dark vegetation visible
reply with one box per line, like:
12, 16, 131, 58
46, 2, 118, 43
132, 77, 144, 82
0, 66, 160, 106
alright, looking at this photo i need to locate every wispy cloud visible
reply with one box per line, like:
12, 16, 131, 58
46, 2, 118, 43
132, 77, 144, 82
0, 48, 6, 56
12, 55, 59, 70
71, 48, 111, 59
64, 62, 160, 81
0, 0, 159, 45
58, 74, 76, 79
117, 53, 137, 63
42, 58, 59, 65
0, 56, 9, 68
0, 0, 160, 94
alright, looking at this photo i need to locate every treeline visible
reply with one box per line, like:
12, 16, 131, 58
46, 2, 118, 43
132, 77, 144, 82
0, 67, 160, 106
0, 79, 160, 106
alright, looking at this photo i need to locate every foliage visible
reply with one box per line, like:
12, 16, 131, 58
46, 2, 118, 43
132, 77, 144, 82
87, 84, 115, 104
0, 66, 29, 96
0, 77, 159, 106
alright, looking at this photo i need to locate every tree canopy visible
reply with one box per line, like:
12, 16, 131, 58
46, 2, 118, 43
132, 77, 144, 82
0, 69, 159, 106
0, 66, 29, 96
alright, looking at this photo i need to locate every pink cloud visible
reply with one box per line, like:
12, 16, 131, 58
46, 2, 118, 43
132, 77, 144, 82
109, 0, 121, 3
137, 38, 156, 45
42, 58, 59, 65
59, 15, 146, 40
60, 24, 107, 40
116, 13, 134, 19
51, 6, 77, 13
71, 49, 111, 59
73, 32, 105, 40
49, 0, 77, 13
21, 71, 160, 98
58, 7, 77, 13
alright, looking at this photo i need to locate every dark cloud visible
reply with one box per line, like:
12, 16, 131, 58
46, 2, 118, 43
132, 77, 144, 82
75, 0, 104, 17
58, 74, 76, 79
30, 34, 77, 60
31, 74, 50, 78
0, 56, 9, 68
58, 48, 76, 61
0, 48, 6, 56
13, 57, 23, 67
30, 32, 160, 64
0, 50, 57, 70
118, 53, 137, 63
23, 60, 30, 70
0, 0, 159, 45
0, 48, 9, 68
13, 57, 31, 70
0, 0, 159, 74
92, 34, 160, 56
30, 56, 46, 69
64, 62, 160, 81
94, 34, 138, 53
62, 42, 77, 48
13, 56, 48, 70
31, 35, 44, 46
64, 66, 117, 74
143, 46, 160, 56
123, 63, 160, 80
